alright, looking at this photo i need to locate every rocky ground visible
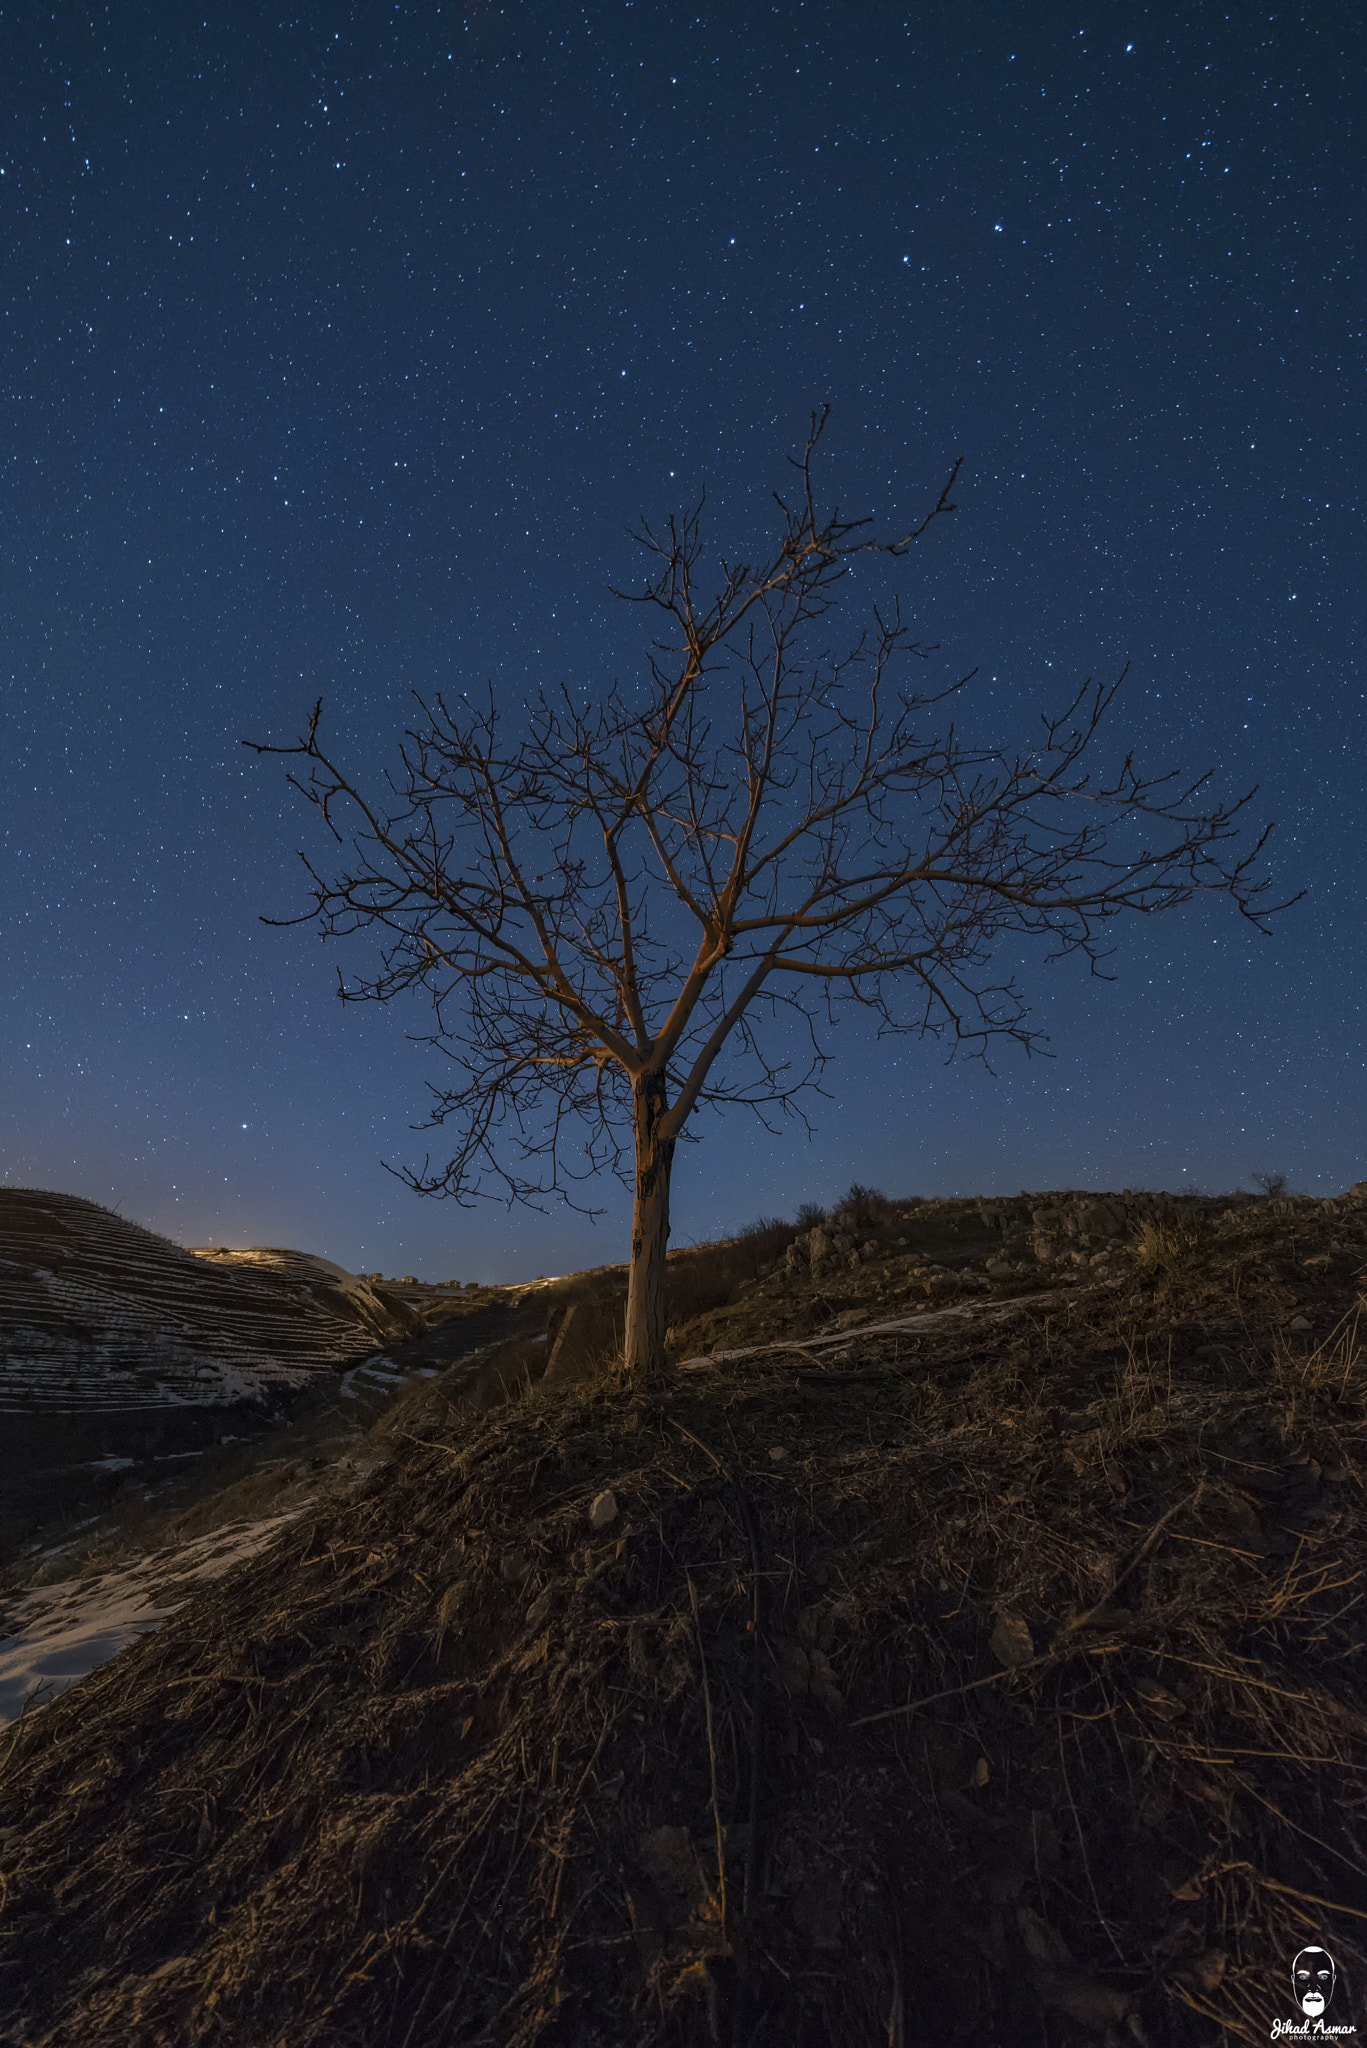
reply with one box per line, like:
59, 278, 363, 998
0, 1185, 1364, 2047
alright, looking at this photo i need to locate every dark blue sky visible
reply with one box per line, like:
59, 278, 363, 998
3, 2, 1362, 1281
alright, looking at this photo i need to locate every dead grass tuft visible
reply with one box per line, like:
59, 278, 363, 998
1133, 1213, 1206, 1275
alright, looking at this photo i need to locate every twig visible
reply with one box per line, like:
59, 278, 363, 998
1058, 1484, 1203, 1639
730, 1477, 765, 1928
668, 1416, 727, 1474
0, 1687, 46, 1780
1153, 1743, 1367, 1770
756, 1343, 845, 1369
393, 1797, 506, 2048
1148, 1652, 1330, 1708
688, 1573, 728, 1942
1208, 1862, 1367, 1927
1056, 1714, 1126, 1963
849, 1640, 1124, 1730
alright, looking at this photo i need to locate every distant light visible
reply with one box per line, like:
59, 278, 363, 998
993, 223, 1003, 233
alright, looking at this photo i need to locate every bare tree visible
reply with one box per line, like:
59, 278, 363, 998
247, 410, 1296, 1380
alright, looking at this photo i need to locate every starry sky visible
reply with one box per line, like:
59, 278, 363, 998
3, 2, 1363, 1283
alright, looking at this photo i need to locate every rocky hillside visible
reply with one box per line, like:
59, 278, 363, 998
665, 1184, 1367, 1359
0, 1189, 420, 1558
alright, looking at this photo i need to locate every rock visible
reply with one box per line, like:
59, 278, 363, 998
588, 1488, 619, 1531
499, 1549, 533, 1585
1182, 1951, 1229, 1996
1286, 1314, 1313, 1332
636, 1825, 702, 1900
807, 1227, 834, 1277
768, 1446, 788, 1463
1074, 1198, 1126, 1239
989, 1608, 1035, 1668
526, 1587, 555, 1628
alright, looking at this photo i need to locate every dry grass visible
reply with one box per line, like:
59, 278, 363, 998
1132, 1214, 1206, 1276
0, 1195, 1364, 2046
664, 1219, 802, 1328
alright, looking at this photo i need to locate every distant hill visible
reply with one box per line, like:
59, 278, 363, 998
0, 1189, 420, 1557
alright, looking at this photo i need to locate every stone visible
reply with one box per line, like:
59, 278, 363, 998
636, 1825, 701, 1899
526, 1587, 555, 1628
989, 1609, 1035, 1668
1074, 1199, 1126, 1239
588, 1488, 619, 1531
807, 1226, 834, 1277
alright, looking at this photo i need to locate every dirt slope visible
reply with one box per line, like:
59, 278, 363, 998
0, 1192, 1364, 2047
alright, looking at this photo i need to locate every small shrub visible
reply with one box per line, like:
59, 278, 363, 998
1251, 1171, 1290, 1199
834, 1182, 891, 1229
795, 1202, 827, 1230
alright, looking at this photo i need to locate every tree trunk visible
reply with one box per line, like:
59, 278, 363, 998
623, 1067, 675, 1382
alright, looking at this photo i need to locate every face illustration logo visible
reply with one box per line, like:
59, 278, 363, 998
1293, 1948, 1336, 2019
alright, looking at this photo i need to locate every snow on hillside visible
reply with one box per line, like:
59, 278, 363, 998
0, 1511, 303, 1724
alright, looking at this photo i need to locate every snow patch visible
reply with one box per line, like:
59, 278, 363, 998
0, 1510, 304, 1725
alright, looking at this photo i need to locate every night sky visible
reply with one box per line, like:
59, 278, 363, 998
3, 3, 1362, 1284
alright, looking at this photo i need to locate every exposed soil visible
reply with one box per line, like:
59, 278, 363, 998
0, 1193, 1364, 2047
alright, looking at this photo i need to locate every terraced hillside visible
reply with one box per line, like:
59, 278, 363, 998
0, 1189, 420, 1557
